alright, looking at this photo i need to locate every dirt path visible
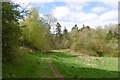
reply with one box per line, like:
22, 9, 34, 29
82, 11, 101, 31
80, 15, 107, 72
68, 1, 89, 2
47, 59, 63, 79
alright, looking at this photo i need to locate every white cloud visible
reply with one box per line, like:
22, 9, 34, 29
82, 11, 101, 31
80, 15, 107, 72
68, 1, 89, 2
56, 0, 119, 3
101, 0, 119, 8
12, 0, 119, 4
52, 6, 70, 19
51, 6, 117, 30
56, 9, 118, 31
81, 13, 99, 21
32, 0, 54, 3
60, 12, 99, 23
12, 0, 54, 4
12, 0, 30, 4
66, 2, 84, 11
100, 10, 118, 21
91, 7, 107, 13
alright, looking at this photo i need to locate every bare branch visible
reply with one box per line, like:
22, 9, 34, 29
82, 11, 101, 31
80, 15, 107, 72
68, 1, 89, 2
19, 1, 32, 13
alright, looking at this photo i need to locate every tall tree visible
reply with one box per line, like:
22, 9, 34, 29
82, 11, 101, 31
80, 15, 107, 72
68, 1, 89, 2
62, 27, 70, 49
2, 2, 23, 62
63, 27, 68, 37
56, 22, 62, 37
43, 14, 57, 49
72, 24, 78, 31
21, 8, 50, 52
55, 22, 62, 49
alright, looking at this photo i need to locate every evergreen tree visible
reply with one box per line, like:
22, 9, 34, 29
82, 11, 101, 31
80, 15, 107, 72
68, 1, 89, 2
55, 22, 62, 49
56, 22, 62, 37
63, 27, 68, 37
63, 27, 70, 49
2, 2, 23, 62
72, 24, 78, 31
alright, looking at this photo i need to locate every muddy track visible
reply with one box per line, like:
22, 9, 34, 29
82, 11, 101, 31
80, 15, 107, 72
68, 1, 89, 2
47, 59, 63, 80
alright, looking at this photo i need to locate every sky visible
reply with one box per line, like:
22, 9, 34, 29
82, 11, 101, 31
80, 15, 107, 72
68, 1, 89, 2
13, 0, 118, 31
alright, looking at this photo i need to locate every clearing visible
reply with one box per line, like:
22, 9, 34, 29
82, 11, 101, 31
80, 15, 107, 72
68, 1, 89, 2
3, 50, 119, 78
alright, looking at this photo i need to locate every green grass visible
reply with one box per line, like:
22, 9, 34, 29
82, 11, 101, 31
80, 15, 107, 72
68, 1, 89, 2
50, 50, 119, 78
3, 50, 119, 78
3, 51, 55, 78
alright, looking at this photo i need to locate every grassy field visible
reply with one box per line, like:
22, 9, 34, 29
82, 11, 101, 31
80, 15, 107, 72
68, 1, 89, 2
3, 51, 55, 78
51, 50, 118, 78
3, 50, 119, 78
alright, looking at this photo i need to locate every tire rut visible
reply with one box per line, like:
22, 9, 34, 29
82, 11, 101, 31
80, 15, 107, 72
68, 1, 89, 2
47, 59, 63, 80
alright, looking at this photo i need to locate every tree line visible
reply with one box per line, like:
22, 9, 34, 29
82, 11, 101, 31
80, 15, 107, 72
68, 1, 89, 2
19, 8, 119, 57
